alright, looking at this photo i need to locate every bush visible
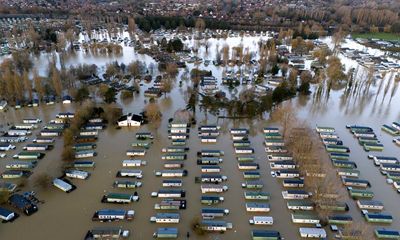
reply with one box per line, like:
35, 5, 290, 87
120, 90, 134, 100
34, 173, 52, 190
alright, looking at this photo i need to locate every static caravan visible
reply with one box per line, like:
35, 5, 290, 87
201, 165, 221, 173
23, 118, 41, 124
53, 178, 73, 193
265, 146, 287, 153
251, 230, 281, 240
287, 199, 314, 210
154, 199, 186, 210
0, 182, 17, 192
135, 132, 154, 140
382, 124, 399, 135
233, 140, 251, 147
13, 152, 43, 160
264, 139, 285, 147
201, 196, 224, 205
92, 209, 134, 222
249, 216, 273, 225
162, 179, 183, 187
200, 136, 218, 143
23, 144, 51, 151
113, 180, 142, 189
326, 145, 350, 153
86, 228, 129, 239
282, 190, 311, 200
275, 169, 300, 178
7, 129, 32, 136
374, 228, 400, 239
246, 202, 270, 212
201, 208, 229, 219
122, 160, 146, 167
299, 228, 327, 238
197, 174, 227, 183
348, 188, 374, 199
169, 122, 189, 128
342, 177, 370, 188
270, 160, 296, 170
1, 170, 25, 179
267, 153, 293, 162
13, 124, 37, 130
372, 156, 398, 165
169, 127, 189, 134
65, 170, 90, 180
337, 169, 360, 178
162, 153, 187, 161
0, 136, 28, 143
73, 161, 95, 168
283, 179, 304, 188
316, 126, 335, 133
150, 213, 180, 224
243, 171, 260, 179
33, 137, 54, 143
357, 200, 384, 210
237, 156, 256, 162
75, 150, 97, 159
164, 162, 184, 169
169, 133, 188, 140
244, 191, 270, 200
319, 202, 349, 212
291, 213, 320, 224
40, 129, 62, 137
101, 193, 139, 203
198, 125, 220, 131
117, 169, 143, 178
332, 160, 357, 169
242, 181, 264, 189
0, 143, 16, 151
264, 132, 283, 139
126, 149, 146, 157
153, 189, 186, 198
6, 161, 37, 170
171, 139, 186, 146
197, 157, 223, 165
131, 141, 152, 149
235, 147, 254, 154
263, 127, 280, 133
153, 228, 178, 239
238, 162, 259, 170
365, 213, 393, 223
201, 185, 228, 194
161, 146, 188, 153
79, 130, 98, 136
330, 152, 350, 160
197, 150, 224, 157
380, 163, 400, 172
328, 214, 353, 225
156, 170, 188, 178
230, 128, 249, 135
73, 143, 96, 151
198, 130, 220, 137
200, 220, 233, 232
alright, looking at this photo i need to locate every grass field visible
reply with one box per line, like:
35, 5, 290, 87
352, 32, 400, 41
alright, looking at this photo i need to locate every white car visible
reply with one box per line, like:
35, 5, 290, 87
0, 153, 6, 158
270, 171, 276, 178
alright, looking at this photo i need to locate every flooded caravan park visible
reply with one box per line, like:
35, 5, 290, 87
0, 32, 400, 239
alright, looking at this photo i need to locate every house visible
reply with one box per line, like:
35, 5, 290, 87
117, 113, 144, 127
0, 100, 7, 111
62, 95, 72, 104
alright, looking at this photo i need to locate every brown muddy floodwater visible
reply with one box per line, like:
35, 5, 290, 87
0, 35, 400, 240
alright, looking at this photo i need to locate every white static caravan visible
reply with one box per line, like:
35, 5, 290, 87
79, 130, 98, 136
299, 228, 327, 238
126, 149, 146, 157
13, 124, 37, 130
53, 178, 73, 193
117, 169, 143, 179
0, 144, 16, 151
122, 160, 147, 167
249, 216, 273, 225
200, 136, 218, 143
169, 127, 188, 134
201, 185, 228, 194
162, 179, 183, 187
65, 170, 90, 180
150, 213, 180, 224
230, 128, 249, 135
169, 133, 188, 140
282, 190, 311, 200
156, 170, 187, 178
23, 118, 42, 124
245, 203, 270, 212
7, 129, 31, 136
234, 147, 254, 154
201, 165, 221, 173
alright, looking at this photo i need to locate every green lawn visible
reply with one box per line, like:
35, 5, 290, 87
351, 32, 400, 42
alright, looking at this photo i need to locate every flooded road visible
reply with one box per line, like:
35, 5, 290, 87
0, 34, 400, 239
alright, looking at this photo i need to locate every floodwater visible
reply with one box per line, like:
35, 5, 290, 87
0, 33, 400, 239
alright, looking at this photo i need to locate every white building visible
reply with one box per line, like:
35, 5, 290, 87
117, 113, 144, 127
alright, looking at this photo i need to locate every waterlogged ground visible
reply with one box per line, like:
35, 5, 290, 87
0, 33, 400, 239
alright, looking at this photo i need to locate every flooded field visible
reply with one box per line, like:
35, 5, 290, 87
0, 33, 400, 239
